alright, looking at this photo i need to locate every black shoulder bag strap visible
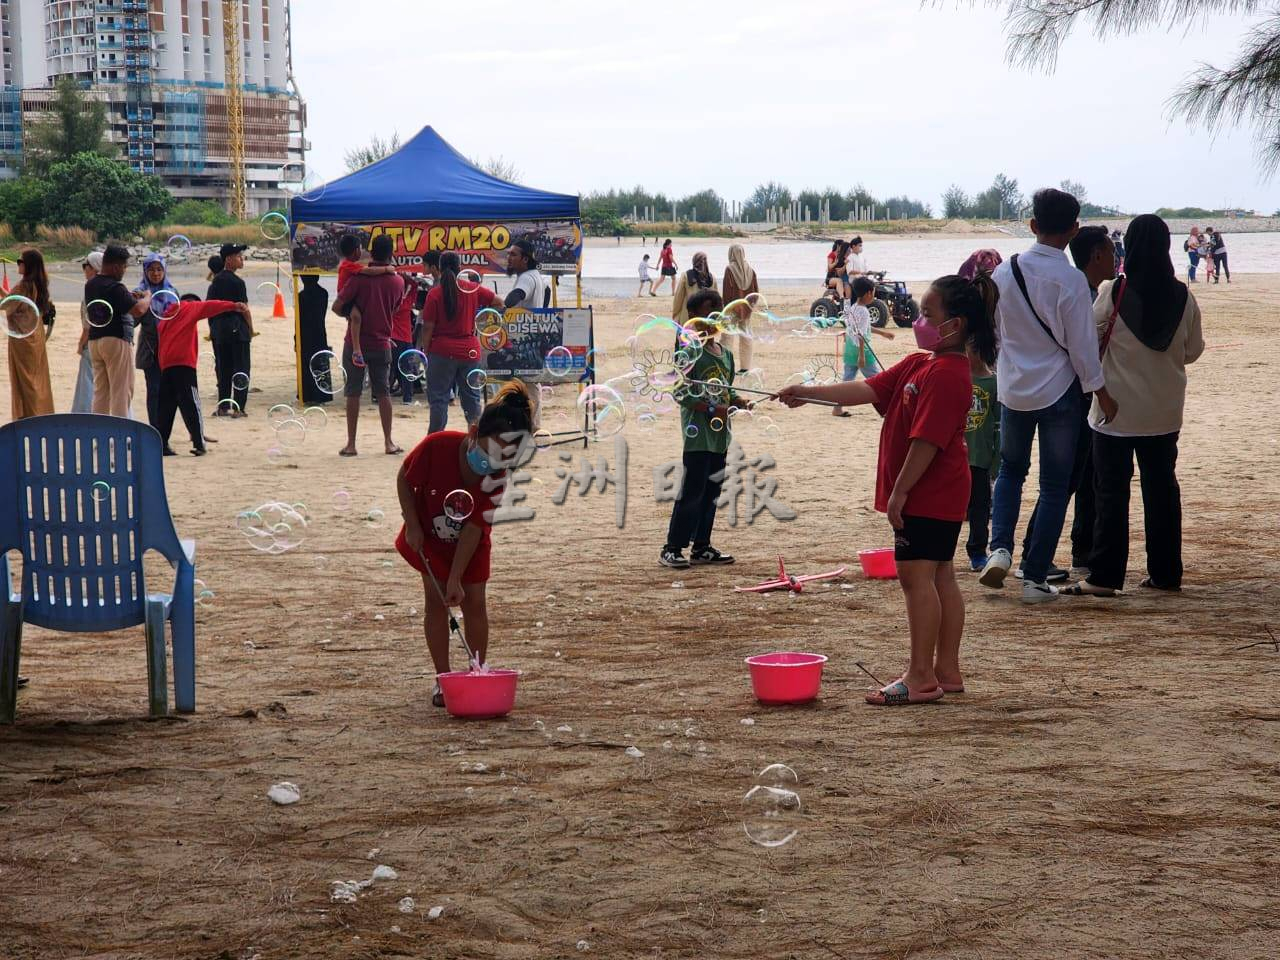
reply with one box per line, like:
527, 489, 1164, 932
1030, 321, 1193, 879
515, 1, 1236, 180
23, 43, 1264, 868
1009, 254, 1067, 354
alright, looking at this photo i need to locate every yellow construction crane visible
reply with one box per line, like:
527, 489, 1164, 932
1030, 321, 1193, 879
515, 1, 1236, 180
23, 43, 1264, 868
223, 0, 246, 220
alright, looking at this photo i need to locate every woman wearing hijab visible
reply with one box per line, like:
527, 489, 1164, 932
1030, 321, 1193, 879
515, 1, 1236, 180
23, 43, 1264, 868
721, 244, 759, 371
134, 252, 178, 426
1065, 215, 1204, 598
957, 248, 1003, 281
4, 248, 55, 420
672, 251, 717, 324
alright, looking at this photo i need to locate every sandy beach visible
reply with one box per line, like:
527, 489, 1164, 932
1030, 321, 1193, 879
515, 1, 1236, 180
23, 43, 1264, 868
1, 271, 1277, 958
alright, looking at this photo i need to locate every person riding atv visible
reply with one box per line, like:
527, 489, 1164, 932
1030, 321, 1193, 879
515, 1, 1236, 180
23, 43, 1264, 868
811, 269, 919, 328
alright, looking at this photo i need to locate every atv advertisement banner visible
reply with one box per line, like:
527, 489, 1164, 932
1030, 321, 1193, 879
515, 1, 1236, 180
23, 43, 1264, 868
290, 219, 583, 275
482, 307, 593, 385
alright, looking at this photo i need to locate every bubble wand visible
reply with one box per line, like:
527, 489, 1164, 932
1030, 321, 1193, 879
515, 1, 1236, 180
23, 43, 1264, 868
416, 548, 480, 669
680, 377, 842, 408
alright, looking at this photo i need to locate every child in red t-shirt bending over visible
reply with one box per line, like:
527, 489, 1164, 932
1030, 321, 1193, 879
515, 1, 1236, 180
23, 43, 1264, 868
395, 379, 535, 707
156, 293, 250, 455
777, 274, 999, 706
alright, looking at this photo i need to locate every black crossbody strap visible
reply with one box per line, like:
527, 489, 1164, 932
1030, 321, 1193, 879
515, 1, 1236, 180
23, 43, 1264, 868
1010, 254, 1067, 354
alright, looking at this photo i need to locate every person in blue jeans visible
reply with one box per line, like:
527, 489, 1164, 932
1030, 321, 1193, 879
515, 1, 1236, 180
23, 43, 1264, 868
418, 251, 498, 433
979, 188, 1119, 604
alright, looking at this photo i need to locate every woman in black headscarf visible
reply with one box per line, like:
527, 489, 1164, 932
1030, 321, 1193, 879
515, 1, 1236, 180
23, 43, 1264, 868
1065, 214, 1205, 597
672, 251, 717, 323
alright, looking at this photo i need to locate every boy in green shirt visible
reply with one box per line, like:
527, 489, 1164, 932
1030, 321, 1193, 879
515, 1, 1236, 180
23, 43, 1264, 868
660, 289, 746, 569
965, 345, 1000, 571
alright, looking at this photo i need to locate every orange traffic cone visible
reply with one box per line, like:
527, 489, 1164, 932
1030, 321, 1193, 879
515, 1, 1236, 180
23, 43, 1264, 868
1, 262, 9, 294
272, 289, 288, 319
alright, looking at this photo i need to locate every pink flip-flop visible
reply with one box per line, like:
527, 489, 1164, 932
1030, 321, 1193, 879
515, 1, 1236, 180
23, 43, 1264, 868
865, 679, 945, 706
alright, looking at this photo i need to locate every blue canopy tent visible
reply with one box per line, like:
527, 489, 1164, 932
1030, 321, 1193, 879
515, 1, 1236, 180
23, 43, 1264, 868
289, 126, 579, 223
285, 127, 587, 403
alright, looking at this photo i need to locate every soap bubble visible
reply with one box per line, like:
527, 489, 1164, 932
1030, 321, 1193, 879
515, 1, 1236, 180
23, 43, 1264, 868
89, 480, 111, 503
276, 418, 307, 447
473, 307, 504, 335
742, 763, 801, 848
301, 406, 327, 431
309, 350, 345, 396
165, 234, 193, 257
281, 161, 326, 202
256, 281, 282, 305
365, 508, 386, 525
237, 501, 309, 554
397, 348, 427, 382
218, 398, 242, 416
149, 289, 180, 320
465, 368, 487, 390
456, 269, 483, 294
709, 416, 725, 433
684, 423, 699, 440
231, 371, 250, 391
267, 403, 296, 429
265, 445, 288, 465
627, 314, 702, 396
194, 578, 214, 607
576, 384, 626, 440
479, 325, 507, 351
332, 489, 351, 511
444, 489, 475, 522
544, 346, 575, 378
260, 211, 289, 241
533, 429, 555, 450
84, 299, 114, 330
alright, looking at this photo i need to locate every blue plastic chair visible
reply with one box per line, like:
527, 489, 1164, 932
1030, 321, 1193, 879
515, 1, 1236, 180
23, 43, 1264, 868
0, 414, 196, 723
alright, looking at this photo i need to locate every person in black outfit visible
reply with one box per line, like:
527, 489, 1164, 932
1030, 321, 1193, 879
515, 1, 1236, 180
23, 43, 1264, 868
208, 243, 253, 416
298, 273, 332, 404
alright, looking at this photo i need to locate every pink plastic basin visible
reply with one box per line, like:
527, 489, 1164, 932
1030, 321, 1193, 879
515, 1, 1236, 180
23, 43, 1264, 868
745, 652, 829, 705
858, 547, 898, 579
437, 669, 520, 719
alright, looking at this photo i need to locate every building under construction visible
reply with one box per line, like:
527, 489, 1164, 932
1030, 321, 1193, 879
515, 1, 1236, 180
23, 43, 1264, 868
0, 1, 305, 216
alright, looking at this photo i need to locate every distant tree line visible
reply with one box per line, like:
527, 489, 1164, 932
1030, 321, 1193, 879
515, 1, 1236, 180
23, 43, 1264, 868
943, 176, 1122, 220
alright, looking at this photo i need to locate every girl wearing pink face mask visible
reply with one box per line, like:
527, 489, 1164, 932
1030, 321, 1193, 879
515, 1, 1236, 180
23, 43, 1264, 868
776, 274, 999, 706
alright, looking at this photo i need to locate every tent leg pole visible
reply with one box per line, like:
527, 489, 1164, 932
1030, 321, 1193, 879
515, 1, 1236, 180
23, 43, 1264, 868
292, 273, 303, 403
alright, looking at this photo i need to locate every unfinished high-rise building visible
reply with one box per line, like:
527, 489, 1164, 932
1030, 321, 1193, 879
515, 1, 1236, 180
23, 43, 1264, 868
0, 1, 306, 216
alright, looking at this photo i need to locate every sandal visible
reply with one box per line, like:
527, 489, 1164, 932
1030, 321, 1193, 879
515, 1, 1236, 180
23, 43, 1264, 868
431, 682, 445, 709
865, 679, 944, 706
16, 676, 28, 688
1060, 581, 1118, 597
939, 681, 965, 694
1139, 578, 1181, 593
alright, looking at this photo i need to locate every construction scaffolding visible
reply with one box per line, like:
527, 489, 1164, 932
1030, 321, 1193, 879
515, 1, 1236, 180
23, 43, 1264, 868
159, 88, 205, 175
120, 0, 154, 175
222, 0, 246, 219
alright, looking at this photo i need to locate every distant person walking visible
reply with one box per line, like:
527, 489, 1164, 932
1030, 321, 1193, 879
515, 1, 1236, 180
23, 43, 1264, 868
133, 252, 177, 427
208, 243, 252, 416
978, 188, 1118, 604
721, 243, 759, 370
1208, 227, 1229, 283
4, 248, 55, 420
653, 239, 677, 295
71, 251, 102, 413
87, 243, 151, 417
1065, 214, 1203, 597
672, 251, 717, 324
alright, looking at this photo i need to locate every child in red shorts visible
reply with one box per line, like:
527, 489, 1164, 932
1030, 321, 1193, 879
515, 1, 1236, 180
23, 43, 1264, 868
777, 274, 1000, 706
396, 379, 535, 706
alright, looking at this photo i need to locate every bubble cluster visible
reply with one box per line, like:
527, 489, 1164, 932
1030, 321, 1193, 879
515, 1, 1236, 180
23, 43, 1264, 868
309, 350, 346, 397
576, 384, 626, 440
236, 502, 309, 554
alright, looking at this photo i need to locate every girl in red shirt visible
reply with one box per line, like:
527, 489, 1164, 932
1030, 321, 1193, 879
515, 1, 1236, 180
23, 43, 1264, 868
777, 274, 999, 706
396, 379, 535, 706
653, 239, 678, 295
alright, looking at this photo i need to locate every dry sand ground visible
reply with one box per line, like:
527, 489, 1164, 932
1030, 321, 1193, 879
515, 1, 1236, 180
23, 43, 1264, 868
1, 269, 1278, 959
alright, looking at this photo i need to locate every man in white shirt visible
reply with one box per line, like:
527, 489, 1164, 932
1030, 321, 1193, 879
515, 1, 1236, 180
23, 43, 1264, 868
978, 188, 1119, 604
504, 239, 547, 311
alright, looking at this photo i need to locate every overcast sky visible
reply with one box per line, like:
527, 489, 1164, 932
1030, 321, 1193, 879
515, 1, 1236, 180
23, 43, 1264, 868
292, 1, 1276, 214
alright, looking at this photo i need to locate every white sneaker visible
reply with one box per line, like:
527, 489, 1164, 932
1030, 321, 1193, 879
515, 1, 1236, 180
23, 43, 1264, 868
979, 549, 1012, 589
1021, 580, 1059, 605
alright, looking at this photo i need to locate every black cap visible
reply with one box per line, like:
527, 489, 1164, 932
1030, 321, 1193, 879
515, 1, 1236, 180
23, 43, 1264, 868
512, 238, 539, 268
219, 243, 249, 258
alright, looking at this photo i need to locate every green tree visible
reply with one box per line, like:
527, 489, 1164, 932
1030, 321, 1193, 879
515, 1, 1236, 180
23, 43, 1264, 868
984, 1, 1280, 171
581, 196, 628, 236
1059, 179, 1088, 203
942, 184, 971, 218
165, 198, 235, 226
471, 155, 522, 183
881, 194, 933, 219
344, 132, 401, 172
0, 177, 52, 238
742, 181, 792, 221
22, 77, 113, 175
43, 152, 172, 238
678, 188, 723, 222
